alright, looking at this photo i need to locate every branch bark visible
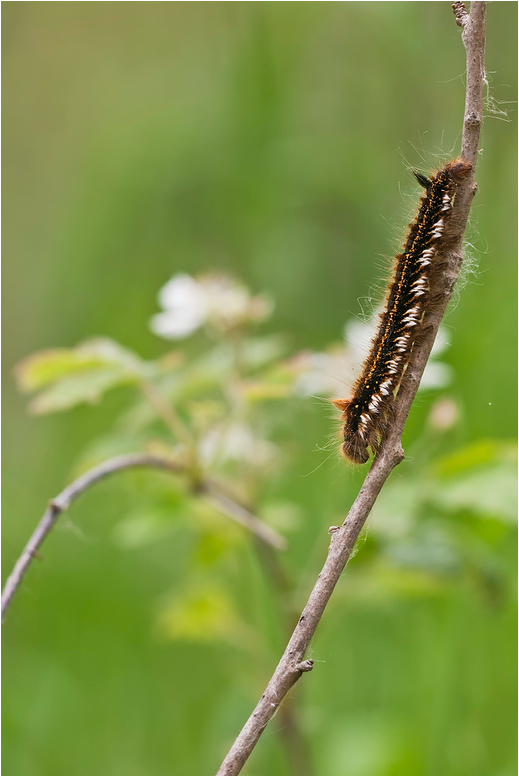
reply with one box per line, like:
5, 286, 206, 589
217, 4, 486, 774
1, 453, 286, 621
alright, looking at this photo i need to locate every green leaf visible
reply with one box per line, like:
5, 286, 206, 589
16, 338, 147, 390
383, 525, 462, 576
112, 510, 180, 549
16, 338, 152, 415
434, 463, 517, 524
156, 584, 248, 645
15, 348, 108, 392
69, 432, 153, 476
432, 439, 516, 477
338, 562, 451, 603
194, 533, 230, 566
430, 441, 517, 524
27, 367, 138, 414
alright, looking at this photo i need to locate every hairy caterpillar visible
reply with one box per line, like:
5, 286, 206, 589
333, 159, 471, 464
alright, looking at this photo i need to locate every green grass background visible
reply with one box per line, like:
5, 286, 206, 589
3, 3, 517, 775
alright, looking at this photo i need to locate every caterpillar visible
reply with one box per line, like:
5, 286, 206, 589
333, 159, 471, 464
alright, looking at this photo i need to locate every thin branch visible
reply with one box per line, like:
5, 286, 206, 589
139, 379, 194, 449
216, 4, 486, 774
224, 335, 311, 772
203, 480, 287, 551
453, 0, 486, 169
455, 0, 486, 210
1, 453, 285, 621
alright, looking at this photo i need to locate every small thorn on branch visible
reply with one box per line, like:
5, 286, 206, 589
466, 111, 480, 128
294, 659, 314, 673
452, 1, 468, 27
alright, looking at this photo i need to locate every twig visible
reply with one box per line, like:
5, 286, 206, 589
252, 535, 314, 774
226, 334, 311, 771
1, 453, 285, 621
216, 4, 486, 774
139, 379, 194, 449
203, 481, 287, 551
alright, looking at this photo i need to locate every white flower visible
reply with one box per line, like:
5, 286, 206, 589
149, 273, 273, 340
150, 274, 206, 339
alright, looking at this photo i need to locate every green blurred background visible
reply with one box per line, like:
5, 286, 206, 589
2, 2, 517, 775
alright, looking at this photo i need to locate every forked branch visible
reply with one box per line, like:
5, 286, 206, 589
1, 453, 285, 621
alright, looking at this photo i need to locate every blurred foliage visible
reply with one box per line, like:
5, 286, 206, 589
2, 3, 517, 776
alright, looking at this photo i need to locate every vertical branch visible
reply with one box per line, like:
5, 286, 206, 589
452, 1, 486, 228
216, 4, 487, 774
454, 0, 486, 167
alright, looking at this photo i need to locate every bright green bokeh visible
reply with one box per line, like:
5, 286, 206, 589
3, 3, 517, 776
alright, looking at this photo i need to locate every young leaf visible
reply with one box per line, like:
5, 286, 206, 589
15, 348, 108, 392
16, 338, 151, 414
28, 367, 138, 414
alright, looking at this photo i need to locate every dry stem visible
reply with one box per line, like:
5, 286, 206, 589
217, 4, 486, 774
1, 453, 285, 621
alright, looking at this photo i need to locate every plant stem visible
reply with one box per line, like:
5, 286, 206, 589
216, 3, 486, 773
139, 379, 193, 449
1, 453, 286, 621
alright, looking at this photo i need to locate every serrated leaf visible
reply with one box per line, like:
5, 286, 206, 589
28, 367, 138, 414
16, 338, 152, 415
15, 349, 108, 392
16, 337, 148, 391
